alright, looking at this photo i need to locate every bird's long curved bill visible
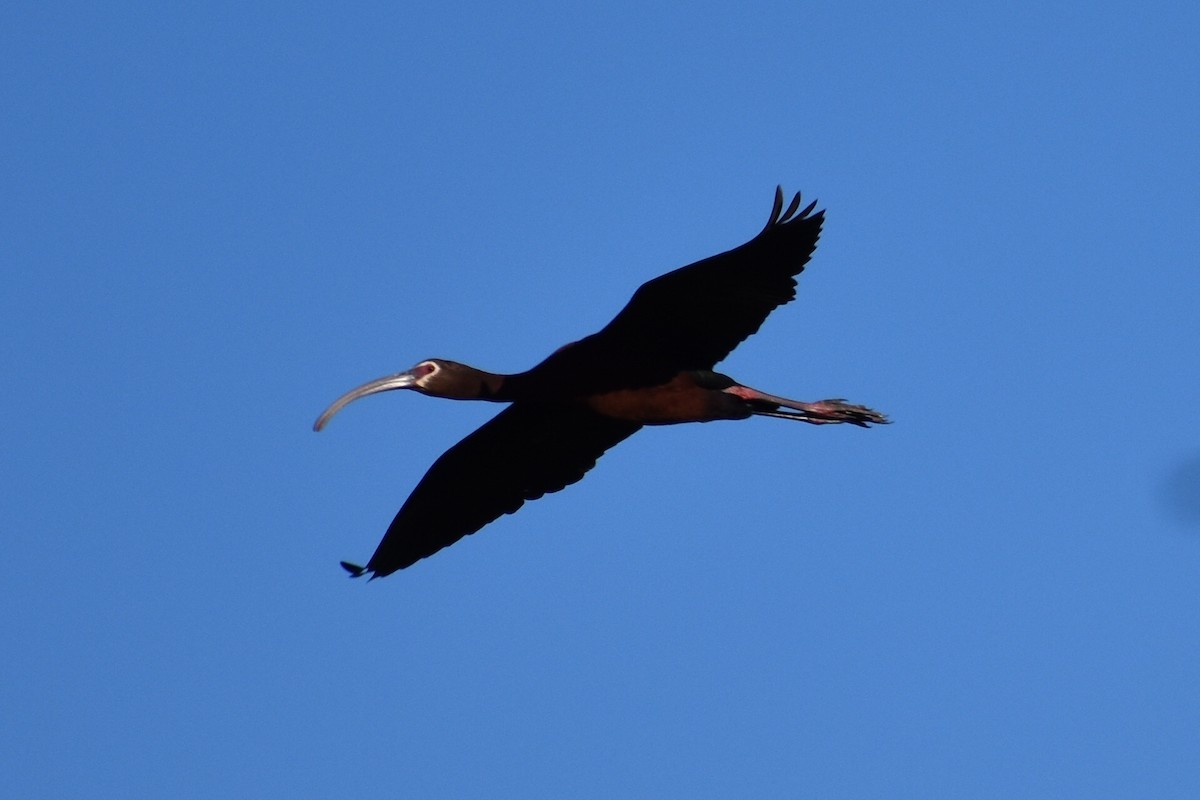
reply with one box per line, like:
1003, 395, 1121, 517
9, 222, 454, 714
313, 372, 417, 432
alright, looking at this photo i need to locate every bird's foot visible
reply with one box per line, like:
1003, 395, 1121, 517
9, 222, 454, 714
796, 399, 890, 427
747, 396, 891, 427
728, 384, 891, 427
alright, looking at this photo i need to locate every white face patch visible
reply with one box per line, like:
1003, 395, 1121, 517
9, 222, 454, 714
412, 361, 440, 387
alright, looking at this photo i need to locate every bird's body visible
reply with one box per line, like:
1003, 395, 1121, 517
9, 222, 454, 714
315, 188, 888, 578
586, 371, 747, 424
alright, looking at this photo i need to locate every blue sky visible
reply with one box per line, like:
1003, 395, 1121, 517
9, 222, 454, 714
3, 2, 1198, 797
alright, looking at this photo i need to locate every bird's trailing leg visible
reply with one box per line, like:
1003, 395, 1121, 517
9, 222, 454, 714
752, 399, 889, 427
725, 385, 890, 427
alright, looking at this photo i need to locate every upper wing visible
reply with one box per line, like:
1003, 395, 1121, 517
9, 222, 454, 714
516, 187, 824, 397
351, 403, 641, 577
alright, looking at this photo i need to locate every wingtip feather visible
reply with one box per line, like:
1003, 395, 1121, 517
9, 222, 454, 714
780, 191, 804, 223
763, 186, 784, 232
764, 186, 823, 232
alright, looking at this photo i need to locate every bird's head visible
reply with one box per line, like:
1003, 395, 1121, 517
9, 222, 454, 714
313, 359, 494, 431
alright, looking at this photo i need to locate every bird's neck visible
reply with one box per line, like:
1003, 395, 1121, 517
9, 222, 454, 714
482, 369, 540, 403
477, 370, 510, 400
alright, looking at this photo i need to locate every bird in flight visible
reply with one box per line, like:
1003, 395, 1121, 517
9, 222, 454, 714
315, 187, 888, 579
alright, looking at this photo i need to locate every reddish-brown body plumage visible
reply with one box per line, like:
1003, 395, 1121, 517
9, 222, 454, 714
585, 373, 745, 424
315, 188, 888, 578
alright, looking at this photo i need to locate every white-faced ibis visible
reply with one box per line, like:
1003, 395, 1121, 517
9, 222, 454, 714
315, 187, 888, 578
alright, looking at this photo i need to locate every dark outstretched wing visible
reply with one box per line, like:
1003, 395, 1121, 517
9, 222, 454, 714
517, 187, 823, 397
348, 403, 641, 577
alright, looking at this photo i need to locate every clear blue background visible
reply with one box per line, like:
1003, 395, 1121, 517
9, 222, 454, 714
4, 2, 1198, 797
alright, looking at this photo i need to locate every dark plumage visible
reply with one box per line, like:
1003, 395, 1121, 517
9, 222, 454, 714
315, 187, 888, 578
